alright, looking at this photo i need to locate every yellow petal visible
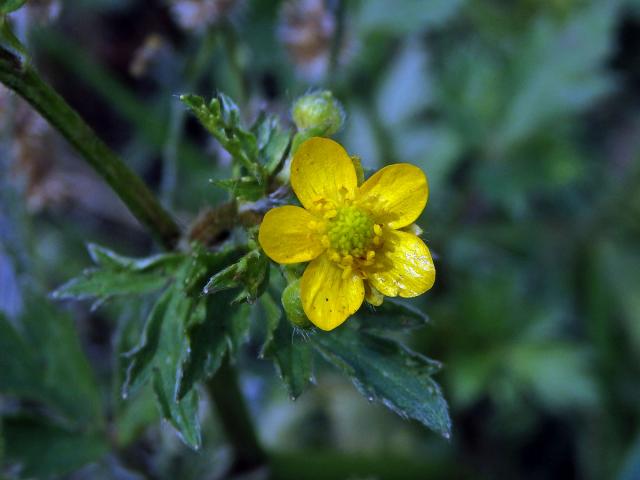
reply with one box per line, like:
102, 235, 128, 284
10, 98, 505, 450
258, 206, 324, 264
300, 253, 364, 331
367, 229, 435, 298
291, 137, 357, 212
356, 163, 428, 229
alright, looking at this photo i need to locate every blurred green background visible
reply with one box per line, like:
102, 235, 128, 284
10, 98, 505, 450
2, 0, 640, 478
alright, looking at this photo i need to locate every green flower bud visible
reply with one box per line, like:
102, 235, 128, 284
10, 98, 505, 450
281, 279, 313, 329
292, 90, 345, 135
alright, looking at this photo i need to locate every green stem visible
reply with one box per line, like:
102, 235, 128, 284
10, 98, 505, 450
0, 46, 181, 250
207, 357, 267, 474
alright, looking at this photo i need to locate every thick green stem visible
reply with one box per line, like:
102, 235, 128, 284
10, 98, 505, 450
207, 357, 267, 474
0, 46, 180, 249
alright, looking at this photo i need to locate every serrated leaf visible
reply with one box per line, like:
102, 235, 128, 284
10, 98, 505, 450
152, 371, 201, 450
123, 287, 174, 395
0, 0, 27, 14
178, 291, 251, 400
312, 328, 451, 438
203, 249, 269, 303
3, 416, 108, 478
121, 258, 202, 449
87, 243, 184, 272
51, 269, 168, 301
181, 93, 264, 183
358, 299, 429, 334
264, 317, 313, 399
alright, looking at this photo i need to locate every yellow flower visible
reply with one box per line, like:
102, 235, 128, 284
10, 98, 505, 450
258, 137, 435, 331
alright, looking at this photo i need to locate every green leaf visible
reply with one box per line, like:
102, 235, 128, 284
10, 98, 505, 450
152, 372, 201, 450
0, 0, 26, 14
3, 416, 108, 478
113, 385, 159, 448
178, 291, 252, 400
357, 299, 429, 334
0, 301, 104, 429
122, 258, 202, 449
213, 176, 264, 202
203, 249, 269, 303
252, 112, 292, 174
51, 245, 184, 301
258, 291, 282, 356
51, 269, 168, 300
312, 328, 451, 438
180, 93, 264, 183
263, 315, 313, 399
87, 243, 184, 272
123, 287, 175, 395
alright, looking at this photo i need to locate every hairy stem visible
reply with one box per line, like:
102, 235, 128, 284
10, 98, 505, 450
207, 357, 267, 474
0, 46, 180, 249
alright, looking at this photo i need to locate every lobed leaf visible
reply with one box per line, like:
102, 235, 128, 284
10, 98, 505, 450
87, 243, 184, 272
122, 258, 202, 449
203, 249, 269, 303
178, 291, 252, 400
51, 269, 168, 301
180, 93, 264, 183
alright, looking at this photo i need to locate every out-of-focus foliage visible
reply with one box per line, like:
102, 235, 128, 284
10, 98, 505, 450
2, 0, 640, 479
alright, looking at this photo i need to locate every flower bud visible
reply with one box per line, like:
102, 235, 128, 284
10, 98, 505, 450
292, 90, 344, 135
281, 279, 313, 329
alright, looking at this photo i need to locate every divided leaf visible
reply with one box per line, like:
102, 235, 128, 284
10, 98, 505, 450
180, 93, 264, 183
203, 249, 269, 303
87, 244, 184, 272
312, 327, 451, 438
122, 258, 202, 449
51, 244, 182, 301
51, 270, 168, 300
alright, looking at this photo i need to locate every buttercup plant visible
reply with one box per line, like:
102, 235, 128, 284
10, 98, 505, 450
0, 9, 451, 469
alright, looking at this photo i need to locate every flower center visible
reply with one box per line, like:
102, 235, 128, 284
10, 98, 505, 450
326, 206, 374, 258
